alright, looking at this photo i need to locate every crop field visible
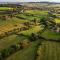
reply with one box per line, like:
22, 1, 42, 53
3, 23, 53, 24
0, 25, 41, 51
55, 18, 60, 23
15, 10, 48, 21
41, 30, 60, 40
25, 10, 48, 15
0, 35, 27, 51
6, 40, 40, 60
0, 3, 60, 60
0, 7, 14, 11
0, 17, 28, 34
36, 41, 60, 60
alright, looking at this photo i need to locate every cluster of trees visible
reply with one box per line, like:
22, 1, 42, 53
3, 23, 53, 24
40, 16, 48, 27
48, 12, 57, 18
0, 43, 21, 60
29, 33, 44, 41
0, 14, 14, 20
30, 33, 39, 41
0, 39, 30, 60
0, 15, 7, 20
39, 13, 57, 32
23, 22, 33, 28
0, 32, 46, 60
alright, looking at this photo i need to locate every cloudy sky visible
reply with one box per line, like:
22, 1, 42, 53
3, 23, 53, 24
0, 0, 60, 2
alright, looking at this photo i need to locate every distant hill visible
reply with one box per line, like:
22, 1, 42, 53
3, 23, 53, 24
0, 2, 60, 4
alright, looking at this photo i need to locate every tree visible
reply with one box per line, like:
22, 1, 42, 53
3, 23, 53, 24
40, 16, 47, 27
0, 53, 3, 60
33, 18, 37, 25
30, 33, 38, 41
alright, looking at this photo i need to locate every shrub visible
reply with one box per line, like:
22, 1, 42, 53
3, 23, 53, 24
30, 33, 39, 41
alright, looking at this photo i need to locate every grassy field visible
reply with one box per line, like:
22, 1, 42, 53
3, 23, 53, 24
19, 26, 42, 36
55, 18, 60, 23
0, 17, 28, 34
6, 40, 40, 60
0, 7, 14, 11
41, 30, 60, 40
15, 10, 48, 21
0, 25, 41, 51
0, 35, 27, 51
0, 8, 60, 60
0, 17, 28, 26
25, 10, 48, 15
36, 41, 60, 60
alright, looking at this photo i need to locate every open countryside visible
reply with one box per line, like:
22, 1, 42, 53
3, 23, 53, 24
0, 2, 60, 60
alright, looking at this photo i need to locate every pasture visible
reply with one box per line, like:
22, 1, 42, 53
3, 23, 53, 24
0, 7, 14, 11
0, 6, 60, 60
36, 41, 60, 60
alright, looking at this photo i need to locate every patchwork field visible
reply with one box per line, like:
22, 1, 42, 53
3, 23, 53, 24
0, 5, 60, 60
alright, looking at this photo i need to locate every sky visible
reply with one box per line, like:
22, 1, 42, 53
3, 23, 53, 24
0, 0, 60, 2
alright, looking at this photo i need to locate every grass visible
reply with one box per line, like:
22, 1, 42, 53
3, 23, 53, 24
16, 10, 48, 21
0, 25, 41, 51
16, 13, 36, 20
0, 17, 28, 26
0, 9, 60, 60
55, 18, 60, 23
6, 40, 40, 60
18, 26, 42, 36
41, 30, 60, 40
25, 10, 48, 15
36, 41, 60, 60
0, 34, 27, 51
0, 17, 28, 33
0, 7, 14, 11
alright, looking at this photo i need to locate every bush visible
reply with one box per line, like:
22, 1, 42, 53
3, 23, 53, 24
0, 53, 3, 60
30, 33, 39, 41
0, 43, 22, 60
1, 49, 10, 58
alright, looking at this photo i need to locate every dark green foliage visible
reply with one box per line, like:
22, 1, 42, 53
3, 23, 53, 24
40, 16, 47, 27
0, 43, 21, 60
30, 33, 39, 41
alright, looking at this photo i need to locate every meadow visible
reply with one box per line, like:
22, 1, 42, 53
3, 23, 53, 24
0, 6, 60, 60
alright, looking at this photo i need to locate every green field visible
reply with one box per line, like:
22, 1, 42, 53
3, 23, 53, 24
0, 7, 14, 11
36, 41, 60, 60
15, 10, 48, 21
0, 35, 27, 51
6, 40, 40, 60
55, 18, 60, 23
0, 8, 60, 60
0, 25, 41, 51
41, 30, 60, 40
